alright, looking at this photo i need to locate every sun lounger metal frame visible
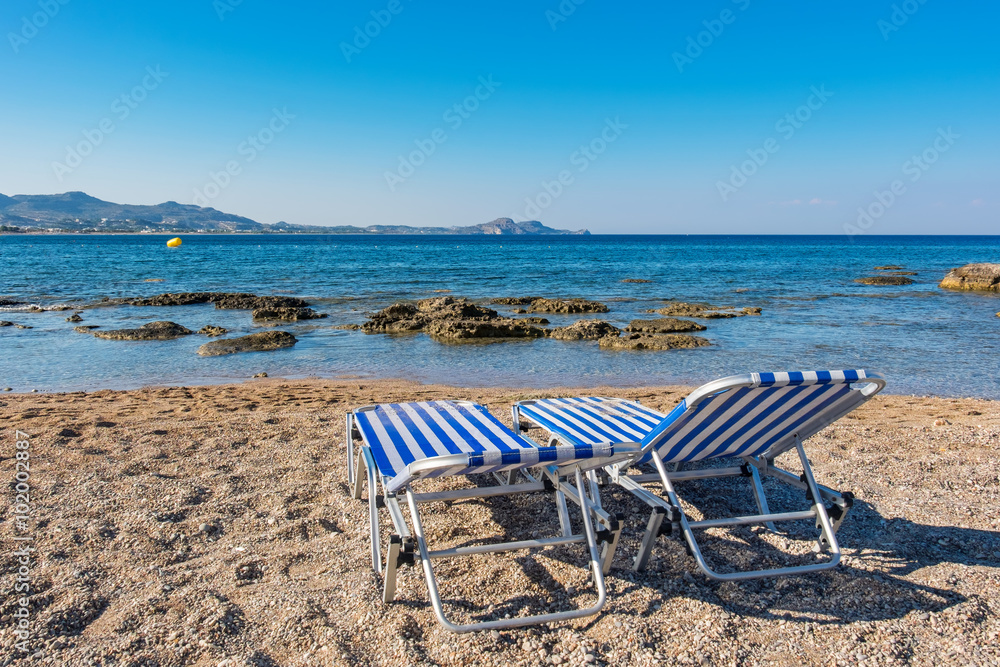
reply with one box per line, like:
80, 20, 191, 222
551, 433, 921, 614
513, 370, 886, 581
346, 400, 632, 632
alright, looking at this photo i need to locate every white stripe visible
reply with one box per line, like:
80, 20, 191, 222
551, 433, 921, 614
721, 383, 836, 460
417, 401, 479, 454
382, 405, 449, 459
576, 398, 659, 438
698, 387, 801, 460
397, 403, 455, 456
359, 412, 412, 476
670, 387, 776, 461
438, 401, 525, 452
550, 398, 645, 441
532, 401, 619, 444
452, 402, 533, 450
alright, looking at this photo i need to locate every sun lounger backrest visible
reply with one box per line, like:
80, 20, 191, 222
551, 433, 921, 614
638, 370, 885, 464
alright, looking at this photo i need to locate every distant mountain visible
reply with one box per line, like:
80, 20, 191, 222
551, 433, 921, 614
0, 192, 589, 235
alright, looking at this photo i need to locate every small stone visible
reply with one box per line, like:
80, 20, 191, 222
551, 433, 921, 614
253, 372, 268, 378
3, 388, 11, 392
199, 523, 212, 534
490, 630, 500, 640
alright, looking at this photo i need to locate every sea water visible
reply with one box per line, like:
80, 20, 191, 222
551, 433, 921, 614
1, 234, 998, 397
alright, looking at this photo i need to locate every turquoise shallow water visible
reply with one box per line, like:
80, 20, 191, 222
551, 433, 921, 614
1, 234, 998, 397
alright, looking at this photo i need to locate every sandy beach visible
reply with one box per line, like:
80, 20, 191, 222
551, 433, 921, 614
2, 378, 999, 666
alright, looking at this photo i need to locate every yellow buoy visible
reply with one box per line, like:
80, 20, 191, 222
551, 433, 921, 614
166, 237, 182, 248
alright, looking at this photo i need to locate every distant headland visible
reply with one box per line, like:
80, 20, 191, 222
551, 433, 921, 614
0, 191, 589, 235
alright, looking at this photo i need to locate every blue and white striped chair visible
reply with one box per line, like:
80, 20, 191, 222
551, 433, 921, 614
346, 400, 633, 632
513, 370, 886, 581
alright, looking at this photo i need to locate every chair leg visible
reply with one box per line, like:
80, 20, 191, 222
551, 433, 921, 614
747, 462, 777, 533
633, 506, 667, 572
795, 439, 841, 557
360, 446, 382, 574
402, 467, 608, 633
346, 412, 355, 487
555, 489, 572, 537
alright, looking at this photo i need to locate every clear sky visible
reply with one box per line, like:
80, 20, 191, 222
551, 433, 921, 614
1, 0, 997, 234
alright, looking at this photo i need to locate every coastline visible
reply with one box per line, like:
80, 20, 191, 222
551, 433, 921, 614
2, 378, 998, 665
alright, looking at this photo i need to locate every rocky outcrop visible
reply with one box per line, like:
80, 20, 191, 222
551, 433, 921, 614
625, 318, 706, 333
198, 325, 227, 336
0, 299, 24, 307
74, 325, 100, 333
362, 297, 498, 334
361, 296, 555, 341
197, 331, 298, 356
874, 265, 904, 271
0, 320, 12, 327
491, 297, 538, 305
93, 321, 193, 340
599, 333, 710, 351
331, 324, 361, 330
425, 319, 545, 342
549, 320, 621, 340
527, 298, 609, 314
654, 302, 759, 319
124, 292, 311, 309
251, 307, 326, 321
66, 313, 83, 322
939, 263, 1000, 292
855, 276, 914, 286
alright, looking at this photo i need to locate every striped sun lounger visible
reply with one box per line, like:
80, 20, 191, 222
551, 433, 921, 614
346, 400, 634, 632
513, 370, 886, 580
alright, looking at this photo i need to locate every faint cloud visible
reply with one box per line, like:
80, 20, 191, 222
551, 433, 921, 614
970, 198, 984, 207
808, 198, 837, 206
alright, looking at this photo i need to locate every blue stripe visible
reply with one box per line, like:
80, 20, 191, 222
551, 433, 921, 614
553, 398, 649, 441
725, 385, 816, 458
759, 372, 776, 386
451, 402, 516, 452
816, 370, 831, 383
742, 384, 852, 457
788, 371, 804, 384
409, 402, 469, 454
546, 399, 629, 442
386, 403, 443, 460
843, 369, 859, 381
524, 402, 614, 444
678, 388, 777, 461
658, 388, 751, 462
593, 398, 664, 428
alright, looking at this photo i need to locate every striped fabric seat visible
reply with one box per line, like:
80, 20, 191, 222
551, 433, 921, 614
515, 396, 672, 446
640, 370, 872, 464
354, 400, 613, 493
518, 370, 875, 466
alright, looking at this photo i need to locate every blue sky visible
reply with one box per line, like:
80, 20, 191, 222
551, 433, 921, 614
1, 0, 997, 233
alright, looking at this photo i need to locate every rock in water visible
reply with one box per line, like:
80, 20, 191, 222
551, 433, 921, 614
527, 298, 609, 314
197, 331, 297, 356
0, 321, 12, 327
855, 276, 914, 286
599, 333, 710, 350
425, 319, 544, 341
490, 296, 539, 305
621, 278, 652, 283
74, 325, 100, 333
874, 265, 904, 270
251, 307, 326, 321
655, 302, 747, 318
625, 318, 706, 333
93, 321, 194, 340
939, 263, 1000, 292
198, 325, 228, 336
66, 313, 83, 322
549, 320, 621, 340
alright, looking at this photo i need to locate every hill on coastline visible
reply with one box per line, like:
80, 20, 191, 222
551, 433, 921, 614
0, 192, 589, 235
